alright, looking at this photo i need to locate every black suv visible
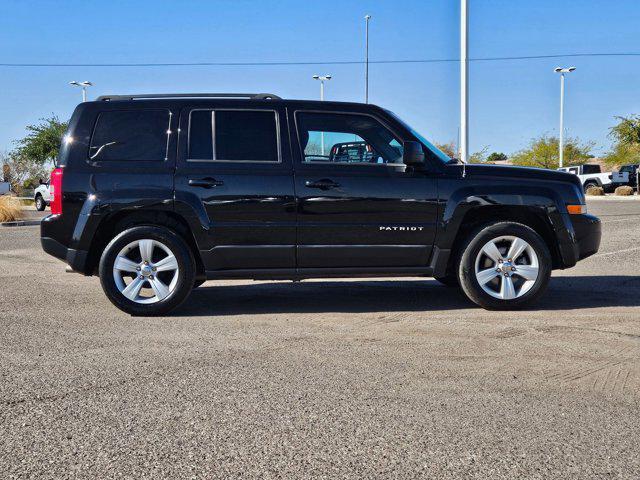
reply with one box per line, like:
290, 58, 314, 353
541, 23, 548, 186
41, 93, 601, 315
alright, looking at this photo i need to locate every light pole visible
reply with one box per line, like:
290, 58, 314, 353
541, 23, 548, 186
554, 67, 576, 168
312, 75, 331, 155
69, 81, 93, 102
365, 14, 371, 103
460, 0, 468, 164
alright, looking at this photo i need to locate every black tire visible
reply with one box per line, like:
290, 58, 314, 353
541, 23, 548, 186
433, 275, 459, 288
35, 195, 46, 211
99, 226, 195, 316
583, 181, 598, 192
457, 222, 552, 310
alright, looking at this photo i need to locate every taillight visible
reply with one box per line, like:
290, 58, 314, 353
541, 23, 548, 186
50, 168, 63, 215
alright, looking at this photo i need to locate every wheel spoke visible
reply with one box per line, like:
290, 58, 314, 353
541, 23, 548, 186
515, 265, 539, 281
138, 240, 154, 263
153, 254, 178, 272
499, 275, 516, 300
114, 255, 139, 272
121, 276, 145, 301
482, 241, 503, 263
149, 277, 170, 300
507, 238, 528, 262
476, 268, 499, 285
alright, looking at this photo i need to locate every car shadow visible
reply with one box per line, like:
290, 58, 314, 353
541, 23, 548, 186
177, 275, 640, 316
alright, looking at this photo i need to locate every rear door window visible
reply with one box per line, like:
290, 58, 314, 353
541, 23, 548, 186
89, 109, 171, 161
188, 110, 279, 162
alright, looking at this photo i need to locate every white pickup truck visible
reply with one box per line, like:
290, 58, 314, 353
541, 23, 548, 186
34, 179, 53, 211
558, 164, 628, 193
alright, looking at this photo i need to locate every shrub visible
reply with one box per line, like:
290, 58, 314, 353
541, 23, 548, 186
586, 186, 605, 196
0, 195, 23, 222
614, 185, 634, 196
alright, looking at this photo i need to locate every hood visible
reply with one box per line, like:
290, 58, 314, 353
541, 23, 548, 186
447, 163, 582, 187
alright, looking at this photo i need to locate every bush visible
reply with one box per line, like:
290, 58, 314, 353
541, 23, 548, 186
615, 185, 634, 196
586, 186, 605, 196
0, 195, 23, 222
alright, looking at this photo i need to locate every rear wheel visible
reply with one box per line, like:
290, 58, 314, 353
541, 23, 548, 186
35, 195, 46, 211
583, 181, 599, 192
457, 222, 551, 310
99, 226, 195, 316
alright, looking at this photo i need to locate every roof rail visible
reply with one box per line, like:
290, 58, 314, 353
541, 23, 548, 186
95, 93, 281, 101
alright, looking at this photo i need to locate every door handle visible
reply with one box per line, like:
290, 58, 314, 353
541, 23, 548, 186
188, 177, 224, 188
305, 179, 340, 190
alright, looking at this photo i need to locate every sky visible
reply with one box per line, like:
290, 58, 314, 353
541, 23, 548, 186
0, 0, 639, 157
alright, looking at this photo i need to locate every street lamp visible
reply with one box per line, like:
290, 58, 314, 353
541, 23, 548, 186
364, 14, 371, 103
69, 81, 93, 102
312, 75, 332, 155
554, 67, 576, 168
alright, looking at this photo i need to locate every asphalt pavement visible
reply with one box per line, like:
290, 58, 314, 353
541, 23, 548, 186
1, 200, 639, 479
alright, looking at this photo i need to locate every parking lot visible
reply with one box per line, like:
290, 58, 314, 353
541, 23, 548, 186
1, 199, 639, 479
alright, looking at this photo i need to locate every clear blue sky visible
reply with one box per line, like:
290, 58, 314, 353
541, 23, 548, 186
1, 0, 639, 157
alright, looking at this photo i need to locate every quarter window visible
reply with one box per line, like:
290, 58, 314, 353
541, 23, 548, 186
89, 110, 170, 161
296, 112, 403, 164
188, 110, 279, 162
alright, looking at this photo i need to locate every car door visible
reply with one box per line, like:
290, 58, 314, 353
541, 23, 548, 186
174, 103, 296, 271
291, 107, 438, 270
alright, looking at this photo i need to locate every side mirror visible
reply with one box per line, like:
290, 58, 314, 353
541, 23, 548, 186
403, 141, 425, 166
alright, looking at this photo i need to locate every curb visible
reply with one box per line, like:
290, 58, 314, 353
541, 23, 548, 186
586, 195, 640, 201
0, 220, 41, 227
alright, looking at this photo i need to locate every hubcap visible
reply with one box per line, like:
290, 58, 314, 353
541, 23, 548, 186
112, 239, 179, 304
474, 235, 539, 300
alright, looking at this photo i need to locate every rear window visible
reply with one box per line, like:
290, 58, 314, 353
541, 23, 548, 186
89, 109, 170, 161
188, 110, 279, 162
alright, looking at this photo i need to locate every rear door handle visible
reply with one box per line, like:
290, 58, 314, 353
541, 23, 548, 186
305, 179, 341, 190
188, 177, 224, 188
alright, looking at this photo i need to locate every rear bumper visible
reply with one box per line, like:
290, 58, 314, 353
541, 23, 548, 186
41, 236, 89, 273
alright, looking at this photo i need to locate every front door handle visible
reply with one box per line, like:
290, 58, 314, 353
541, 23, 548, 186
188, 177, 224, 188
305, 179, 341, 190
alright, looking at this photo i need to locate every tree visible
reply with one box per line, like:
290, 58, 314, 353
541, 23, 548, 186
469, 146, 489, 164
1, 151, 51, 194
434, 142, 456, 159
603, 115, 640, 168
609, 115, 640, 146
510, 135, 593, 169
14, 115, 67, 166
486, 152, 507, 163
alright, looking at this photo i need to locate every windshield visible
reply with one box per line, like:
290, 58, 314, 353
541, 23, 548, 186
384, 109, 452, 164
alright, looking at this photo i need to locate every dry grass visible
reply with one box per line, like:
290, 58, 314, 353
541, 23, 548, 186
614, 185, 634, 196
586, 186, 605, 196
0, 195, 24, 222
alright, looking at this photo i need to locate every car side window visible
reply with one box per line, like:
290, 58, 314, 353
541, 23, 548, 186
296, 112, 403, 165
89, 109, 171, 161
188, 109, 279, 162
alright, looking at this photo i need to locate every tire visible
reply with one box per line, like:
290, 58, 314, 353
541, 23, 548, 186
433, 275, 458, 288
99, 226, 195, 316
35, 195, 46, 211
583, 181, 598, 192
457, 222, 551, 310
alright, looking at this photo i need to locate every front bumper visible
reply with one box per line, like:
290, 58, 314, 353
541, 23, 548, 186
571, 213, 602, 261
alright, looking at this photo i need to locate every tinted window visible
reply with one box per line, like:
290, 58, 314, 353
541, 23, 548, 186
90, 110, 170, 161
296, 112, 402, 164
582, 165, 601, 174
189, 110, 213, 159
215, 110, 278, 161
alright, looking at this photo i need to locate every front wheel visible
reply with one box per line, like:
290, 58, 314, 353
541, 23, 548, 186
35, 195, 46, 211
457, 222, 551, 310
99, 226, 195, 316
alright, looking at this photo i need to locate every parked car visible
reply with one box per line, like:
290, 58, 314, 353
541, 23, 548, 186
557, 164, 628, 192
0, 182, 10, 195
618, 164, 639, 188
41, 93, 601, 315
34, 179, 53, 211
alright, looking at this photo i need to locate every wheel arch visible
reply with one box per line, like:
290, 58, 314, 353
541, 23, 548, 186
84, 209, 205, 278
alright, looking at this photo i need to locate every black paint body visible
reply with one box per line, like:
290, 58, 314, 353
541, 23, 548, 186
41, 98, 601, 280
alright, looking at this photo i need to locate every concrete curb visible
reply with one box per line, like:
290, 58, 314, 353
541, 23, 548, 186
0, 220, 41, 227
586, 195, 640, 201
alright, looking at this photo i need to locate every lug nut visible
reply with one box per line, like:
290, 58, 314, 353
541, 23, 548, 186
136, 266, 140, 271
503, 273, 509, 277
152, 267, 156, 271
149, 275, 154, 280
511, 266, 516, 271
139, 275, 144, 279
